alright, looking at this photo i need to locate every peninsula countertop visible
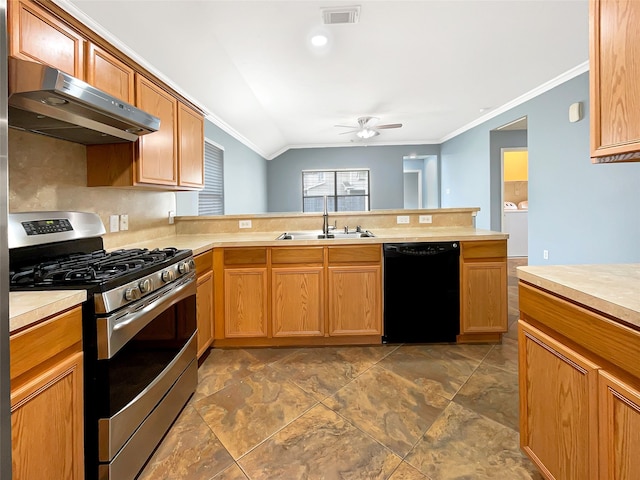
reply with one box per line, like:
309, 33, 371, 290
517, 264, 640, 329
122, 226, 508, 256
9, 226, 507, 333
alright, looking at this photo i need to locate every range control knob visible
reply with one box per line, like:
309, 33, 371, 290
124, 287, 141, 301
161, 270, 175, 283
178, 261, 191, 274
139, 278, 152, 294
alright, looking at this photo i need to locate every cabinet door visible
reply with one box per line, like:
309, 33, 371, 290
196, 270, 214, 357
224, 268, 268, 338
135, 75, 178, 186
11, 351, 84, 480
328, 265, 381, 336
178, 102, 205, 188
86, 42, 134, 103
518, 321, 600, 480
599, 370, 640, 479
590, 0, 640, 162
8, 0, 85, 79
460, 260, 507, 334
272, 267, 324, 337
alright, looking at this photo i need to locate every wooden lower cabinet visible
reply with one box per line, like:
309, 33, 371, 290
598, 370, 640, 480
272, 266, 324, 336
459, 240, 507, 342
327, 264, 381, 336
224, 267, 268, 338
519, 282, 640, 480
215, 245, 382, 346
518, 321, 599, 480
195, 251, 214, 358
10, 306, 84, 480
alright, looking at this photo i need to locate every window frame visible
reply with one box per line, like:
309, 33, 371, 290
301, 168, 370, 213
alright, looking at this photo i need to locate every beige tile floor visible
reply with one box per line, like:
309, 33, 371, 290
138, 257, 542, 480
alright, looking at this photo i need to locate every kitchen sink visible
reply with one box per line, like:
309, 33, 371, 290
276, 230, 375, 240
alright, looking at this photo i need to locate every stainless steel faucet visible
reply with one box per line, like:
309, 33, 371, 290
322, 196, 329, 236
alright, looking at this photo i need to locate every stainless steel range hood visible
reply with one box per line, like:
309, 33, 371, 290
8, 58, 160, 145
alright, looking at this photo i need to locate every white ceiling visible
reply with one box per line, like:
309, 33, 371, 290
60, 0, 589, 159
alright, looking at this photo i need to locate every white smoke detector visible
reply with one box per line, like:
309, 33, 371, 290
321, 6, 360, 25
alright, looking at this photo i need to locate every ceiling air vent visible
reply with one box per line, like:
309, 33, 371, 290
322, 6, 360, 25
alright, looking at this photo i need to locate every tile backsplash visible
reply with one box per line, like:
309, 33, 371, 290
8, 129, 177, 250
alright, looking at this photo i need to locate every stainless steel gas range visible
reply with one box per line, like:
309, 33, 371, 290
8, 211, 197, 480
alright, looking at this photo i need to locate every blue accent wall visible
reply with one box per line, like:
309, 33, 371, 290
204, 120, 268, 214
267, 145, 440, 212
442, 72, 640, 265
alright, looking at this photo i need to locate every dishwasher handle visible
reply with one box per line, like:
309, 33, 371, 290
383, 242, 459, 257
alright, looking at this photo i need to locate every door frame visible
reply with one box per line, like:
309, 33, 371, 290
403, 169, 422, 209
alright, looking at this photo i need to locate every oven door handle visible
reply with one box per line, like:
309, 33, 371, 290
97, 272, 196, 359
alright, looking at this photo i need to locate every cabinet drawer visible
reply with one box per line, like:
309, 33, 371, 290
271, 247, 324, 265
10, 306, 83, 381
328, 245, 381, 264
224, 248, 267, 265
461, 240, 506, 259
194, 250, 213, 273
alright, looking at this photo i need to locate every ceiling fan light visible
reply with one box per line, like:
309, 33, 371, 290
357, 128, 377, 139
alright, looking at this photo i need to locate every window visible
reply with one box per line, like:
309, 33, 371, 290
198, 140, 224, 215
302, 169, 370, 212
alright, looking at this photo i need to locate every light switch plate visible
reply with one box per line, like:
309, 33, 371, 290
168, 211, 175, 225
119, 214, 129, 231
396, 215, 410, 224
109, 215, 119, 233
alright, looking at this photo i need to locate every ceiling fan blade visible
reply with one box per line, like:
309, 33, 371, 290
338, 129, 360, 135
375, 123, 403, 129
334, 124, 358, 129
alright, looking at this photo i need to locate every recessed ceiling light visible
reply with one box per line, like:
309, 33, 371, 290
311, 34, 328, 47
479, 106, 492, 113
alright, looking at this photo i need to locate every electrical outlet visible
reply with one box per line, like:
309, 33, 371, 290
168, 211, 175, 225
239, 220, 252, 229
119, 214, 129, 231
543, 249, 549, 260
419, 215, 432, 224
396, 215, 410, 224
109, 215, 119, 233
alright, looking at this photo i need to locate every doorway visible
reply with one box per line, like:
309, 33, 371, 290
403, 170, 422, 209
501, 147, 528, 257
402, 154, 439, 209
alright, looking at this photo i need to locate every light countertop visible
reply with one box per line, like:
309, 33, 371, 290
9, 290, 87, 334
9, 227, 506, 333
517, 264, 640, 329
124, 226, 508, 256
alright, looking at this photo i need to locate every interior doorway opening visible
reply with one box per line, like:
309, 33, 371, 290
403, 155, 439, 209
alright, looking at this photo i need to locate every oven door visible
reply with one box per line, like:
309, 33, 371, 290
93, 272, 197, 479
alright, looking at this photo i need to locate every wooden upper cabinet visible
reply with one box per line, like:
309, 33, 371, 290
8, 0, 85, 79
178, 102, 205, 189
136, 74, 178, 186
590, 0, 640, 163
85, 42, 134, 103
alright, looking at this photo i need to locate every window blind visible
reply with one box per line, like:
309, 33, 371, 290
198, 140, 224, 215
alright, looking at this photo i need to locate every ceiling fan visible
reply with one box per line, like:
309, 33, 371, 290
335, 116, 403, 139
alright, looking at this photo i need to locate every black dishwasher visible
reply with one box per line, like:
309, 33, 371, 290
382, 242, 460, 344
